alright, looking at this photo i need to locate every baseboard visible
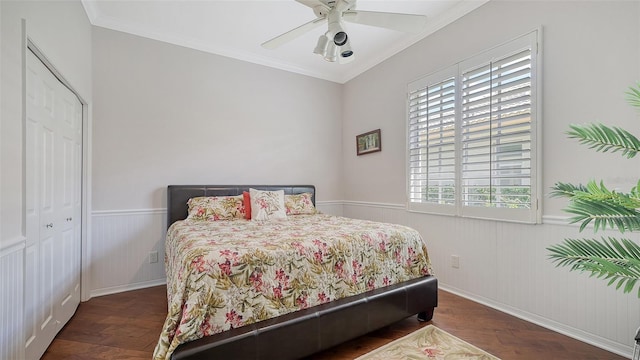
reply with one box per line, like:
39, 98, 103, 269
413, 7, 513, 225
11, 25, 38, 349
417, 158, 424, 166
89, 278, 167, 299
439, 284, 633, 359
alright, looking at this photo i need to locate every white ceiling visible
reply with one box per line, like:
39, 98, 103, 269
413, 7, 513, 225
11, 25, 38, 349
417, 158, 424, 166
81, 0, 488, 84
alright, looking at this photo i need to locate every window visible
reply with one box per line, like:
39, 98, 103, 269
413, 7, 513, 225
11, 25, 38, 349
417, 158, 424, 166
407, 31, 540, 223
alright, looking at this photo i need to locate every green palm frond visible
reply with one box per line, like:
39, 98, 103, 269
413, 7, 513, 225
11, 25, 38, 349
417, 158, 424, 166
625, 83, 640, 109
551, 181, 621, 202
550, 182, 588, 199
551, 180, 640, 232
567, 123, 640, 159
547, 237, 640, 297
565, 198, 640, 232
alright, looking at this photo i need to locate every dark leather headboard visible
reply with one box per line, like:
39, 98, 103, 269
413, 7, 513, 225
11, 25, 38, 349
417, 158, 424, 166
167, 185, 316, 228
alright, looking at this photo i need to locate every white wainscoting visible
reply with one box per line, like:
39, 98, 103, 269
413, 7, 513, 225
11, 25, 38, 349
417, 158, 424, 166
316, 201, 344, 217
90, 209, 167, 297
342, 201, 639, 358
0, 238, 26, 360
89, 201, 342, 297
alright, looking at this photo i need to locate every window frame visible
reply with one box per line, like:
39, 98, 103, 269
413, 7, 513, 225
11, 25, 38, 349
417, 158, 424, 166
406, 30, 541, 224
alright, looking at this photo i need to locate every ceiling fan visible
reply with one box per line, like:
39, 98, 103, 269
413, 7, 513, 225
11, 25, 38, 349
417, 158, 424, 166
261, 0, 428, 64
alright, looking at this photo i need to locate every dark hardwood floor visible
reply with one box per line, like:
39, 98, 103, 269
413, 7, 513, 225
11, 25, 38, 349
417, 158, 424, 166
42, 286, 627, 360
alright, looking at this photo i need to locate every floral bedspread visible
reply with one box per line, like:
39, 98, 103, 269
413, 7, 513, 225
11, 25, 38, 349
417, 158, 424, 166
153, 214, 433, 359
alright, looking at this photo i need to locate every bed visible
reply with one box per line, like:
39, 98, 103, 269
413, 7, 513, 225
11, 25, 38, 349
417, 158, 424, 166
154, 185, 438, 360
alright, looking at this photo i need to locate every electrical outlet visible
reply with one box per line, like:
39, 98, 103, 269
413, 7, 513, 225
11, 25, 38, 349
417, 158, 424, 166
451, 255, 460, 269
149, 251, 159, 264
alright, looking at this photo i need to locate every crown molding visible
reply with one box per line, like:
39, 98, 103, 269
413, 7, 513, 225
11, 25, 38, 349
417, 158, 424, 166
81, 0, 489, 84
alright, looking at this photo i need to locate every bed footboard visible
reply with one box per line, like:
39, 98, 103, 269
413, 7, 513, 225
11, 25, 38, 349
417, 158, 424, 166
171, 275, 437, 360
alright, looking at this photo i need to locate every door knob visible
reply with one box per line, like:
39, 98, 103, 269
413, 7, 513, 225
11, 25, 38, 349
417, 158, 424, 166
66, 217, 72, 221
45, 223, 53, 228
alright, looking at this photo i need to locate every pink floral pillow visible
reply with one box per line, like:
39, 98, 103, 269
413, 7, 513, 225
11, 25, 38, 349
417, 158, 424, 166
249, 188, 287, 221
285, 193, 317, 215
187, 195, 245, 221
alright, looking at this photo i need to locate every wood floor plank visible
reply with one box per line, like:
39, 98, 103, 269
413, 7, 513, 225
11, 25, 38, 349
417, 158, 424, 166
42, 286, 628, 359
43, 339, 151, 360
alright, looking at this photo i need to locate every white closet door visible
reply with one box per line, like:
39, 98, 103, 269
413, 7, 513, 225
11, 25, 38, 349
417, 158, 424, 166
25, 50, 58, 359
25, 50, 82, 360
56, 72, 82, 324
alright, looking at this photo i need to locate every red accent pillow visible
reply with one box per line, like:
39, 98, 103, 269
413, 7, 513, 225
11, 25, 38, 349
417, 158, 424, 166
243, 191, 251, 219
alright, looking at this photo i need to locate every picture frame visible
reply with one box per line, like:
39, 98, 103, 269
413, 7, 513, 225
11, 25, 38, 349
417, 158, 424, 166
356, 129, 381, 156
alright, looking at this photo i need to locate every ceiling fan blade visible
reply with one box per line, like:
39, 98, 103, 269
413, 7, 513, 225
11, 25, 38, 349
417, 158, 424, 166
343, 10, 427, 33
261, 17, 327, 50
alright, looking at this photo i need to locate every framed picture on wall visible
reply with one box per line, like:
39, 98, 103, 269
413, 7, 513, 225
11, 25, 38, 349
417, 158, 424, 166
356, 129, 381, 156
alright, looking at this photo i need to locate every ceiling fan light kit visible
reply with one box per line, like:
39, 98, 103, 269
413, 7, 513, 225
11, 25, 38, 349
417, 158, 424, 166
261, 0, 427, 64
340, 41, 353, 58
324, 41, 338, 62
313, 34, 329, 55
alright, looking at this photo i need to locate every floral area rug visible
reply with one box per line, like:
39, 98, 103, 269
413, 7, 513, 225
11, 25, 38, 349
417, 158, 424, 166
355, 325, 500, 360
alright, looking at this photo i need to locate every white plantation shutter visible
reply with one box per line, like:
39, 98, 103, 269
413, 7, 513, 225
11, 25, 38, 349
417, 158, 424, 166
461, 49, 532, 209
407, 31, 540, 223
408, 67, 457, 214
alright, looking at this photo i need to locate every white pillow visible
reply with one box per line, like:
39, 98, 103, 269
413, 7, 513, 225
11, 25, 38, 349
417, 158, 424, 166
249, 188, 287, 221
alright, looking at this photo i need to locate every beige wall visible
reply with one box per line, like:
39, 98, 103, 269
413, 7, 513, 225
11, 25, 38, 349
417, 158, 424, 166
92, 27, 344, 210
342, 1, 640, 216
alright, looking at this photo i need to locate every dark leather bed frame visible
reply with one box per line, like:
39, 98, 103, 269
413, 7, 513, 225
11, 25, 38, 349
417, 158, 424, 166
166, 185, 438, 360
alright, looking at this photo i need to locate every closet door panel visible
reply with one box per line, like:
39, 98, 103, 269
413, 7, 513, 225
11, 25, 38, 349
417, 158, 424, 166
55, 75, 82, 321
25, 49, 82, 359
